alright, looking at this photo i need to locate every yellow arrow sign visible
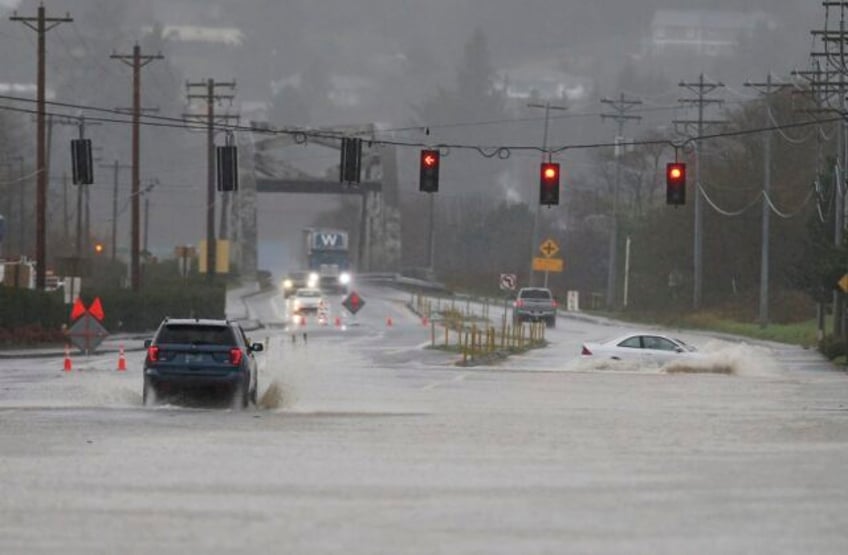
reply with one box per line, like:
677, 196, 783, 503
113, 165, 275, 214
539, 238, 560, 258
533, 257, 564, 272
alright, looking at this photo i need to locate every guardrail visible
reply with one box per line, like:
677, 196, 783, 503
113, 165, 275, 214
355, 272, 450, 293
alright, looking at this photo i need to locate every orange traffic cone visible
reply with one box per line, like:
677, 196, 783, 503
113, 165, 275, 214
117, 345, 127, 372
335, 316, 342, 328
63, 345, 72, 372
386, 316, 393, 327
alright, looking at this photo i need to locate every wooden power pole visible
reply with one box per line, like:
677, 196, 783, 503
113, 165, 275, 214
185, 79, 237, 282
10, 6, 72, 290
111, 44, 163, 291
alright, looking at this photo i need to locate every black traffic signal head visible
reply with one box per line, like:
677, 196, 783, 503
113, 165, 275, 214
419, 149, 440, 193
216, 145, 239, 192
339, 137, 362, 184
539, 162, 560, 206
71, 138, 94, 185
666, 162, 686, 206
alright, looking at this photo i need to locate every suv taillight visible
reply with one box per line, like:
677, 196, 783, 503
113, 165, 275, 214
147, 346, 159, 362
514, 300, 524, 308
551, 299, 558, 308
229, 348, 243, 366
581, 345, 592, 356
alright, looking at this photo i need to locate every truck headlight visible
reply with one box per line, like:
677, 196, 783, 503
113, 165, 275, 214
308, 272, 319, 288
339, 272, 351, 285
283, 279, 293, 290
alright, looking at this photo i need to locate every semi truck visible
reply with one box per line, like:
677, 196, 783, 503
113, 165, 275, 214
300, 228, 352, 294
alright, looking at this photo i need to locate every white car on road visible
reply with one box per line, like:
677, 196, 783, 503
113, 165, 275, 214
291, 288, 325, 314
581, 332, 701, 365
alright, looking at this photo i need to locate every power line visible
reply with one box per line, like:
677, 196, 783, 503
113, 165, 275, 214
0, 94, 842, 157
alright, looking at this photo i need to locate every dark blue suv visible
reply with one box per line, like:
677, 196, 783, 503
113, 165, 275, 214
143, 318, 263, 408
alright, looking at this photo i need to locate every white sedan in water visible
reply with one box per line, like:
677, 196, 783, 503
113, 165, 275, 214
581, 332, 702, 365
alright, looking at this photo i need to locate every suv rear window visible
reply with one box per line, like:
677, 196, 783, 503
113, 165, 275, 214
156, 324, 236, 346
519, 289, 552, 300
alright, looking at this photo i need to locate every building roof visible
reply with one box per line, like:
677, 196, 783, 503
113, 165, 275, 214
149, 25, 244, 46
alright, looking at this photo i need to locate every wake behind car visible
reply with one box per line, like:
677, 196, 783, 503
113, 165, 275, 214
581, 332, 701, 365
143, 318, 263, 408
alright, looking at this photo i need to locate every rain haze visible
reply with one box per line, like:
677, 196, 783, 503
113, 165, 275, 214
1, 1, 847, 554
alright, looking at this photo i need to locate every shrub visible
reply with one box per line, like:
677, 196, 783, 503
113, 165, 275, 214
819, 335, 847, 360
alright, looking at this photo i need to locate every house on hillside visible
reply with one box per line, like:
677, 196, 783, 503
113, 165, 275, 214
495, 61, 593, 105
650, 10, 777, 58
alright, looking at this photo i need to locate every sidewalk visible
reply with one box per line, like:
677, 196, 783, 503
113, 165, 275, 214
0, 334, 148, 359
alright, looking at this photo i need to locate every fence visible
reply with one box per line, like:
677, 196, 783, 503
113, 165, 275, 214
411, 292, 547, 363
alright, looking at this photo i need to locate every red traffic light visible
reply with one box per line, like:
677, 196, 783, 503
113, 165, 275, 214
419, 149, 440, 193
666, 162, 686, 205
422, 152, 438, 168
667, 163, 685, 183
539, 162, 560, 206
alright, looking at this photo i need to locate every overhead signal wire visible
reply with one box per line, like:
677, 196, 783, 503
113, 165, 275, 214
0, 93, 843, 159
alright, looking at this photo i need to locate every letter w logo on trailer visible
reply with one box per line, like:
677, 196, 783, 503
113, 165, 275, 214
319, 234, 339, 248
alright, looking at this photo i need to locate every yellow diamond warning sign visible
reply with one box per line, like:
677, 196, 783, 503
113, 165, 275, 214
539, 238, 560, 258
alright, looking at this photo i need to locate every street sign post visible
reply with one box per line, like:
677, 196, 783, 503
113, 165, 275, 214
499, 273, 517, 291
67, 313, 109, 355
539, 238, 560, 258
537, 238, 562, 287
499, 273, 517, 326
342, 291, 365, 315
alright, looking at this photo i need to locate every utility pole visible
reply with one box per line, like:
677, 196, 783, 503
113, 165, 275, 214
185, 79, 237, 282
802, 1, 848, 338
527, 101, 566, 287
111, 44, 163, 291
601, 93, 642, 309
745, 74, 792, 329
10, 6, 72, 290
13, 156, 25, 257
674, 74, 725, 310
62, 172, 69, 239
75, 176, 83, 259
53, 115, 100, 257
98, 160, 132, 261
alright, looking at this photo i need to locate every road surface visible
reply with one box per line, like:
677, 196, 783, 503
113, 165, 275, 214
0, 284, 846, 554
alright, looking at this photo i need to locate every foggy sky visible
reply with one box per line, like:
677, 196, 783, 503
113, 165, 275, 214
0, 0, 823, 275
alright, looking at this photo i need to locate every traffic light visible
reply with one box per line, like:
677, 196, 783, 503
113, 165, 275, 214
339, 137, 362, 184
71, 138, 94, 185
666, 162, 686, 206
539, 162, 560, 206
419, 149, 440, 193
93, 242, 105, 255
